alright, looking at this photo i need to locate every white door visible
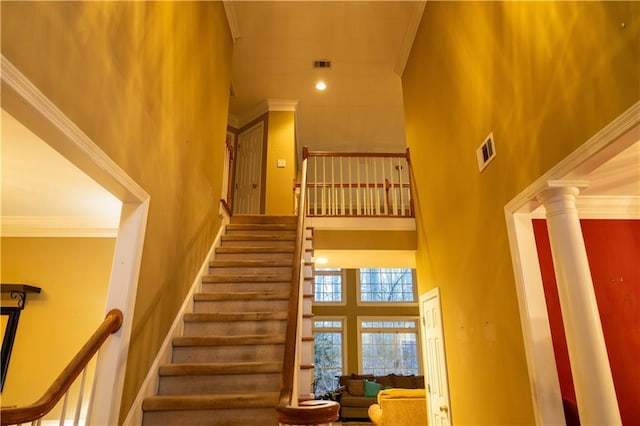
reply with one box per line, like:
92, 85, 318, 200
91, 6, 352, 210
234, 122, 263, 214
420, 288, 452, 426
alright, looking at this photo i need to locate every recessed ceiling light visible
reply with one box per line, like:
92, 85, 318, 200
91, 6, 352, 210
314, 257, 328, 265
315, 81, 327, 91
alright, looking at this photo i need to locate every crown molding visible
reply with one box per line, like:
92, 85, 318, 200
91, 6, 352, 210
267, 99, 298, 112
395, 1, 426, 77
1, 216, 119, 237
222, 1, 240, 42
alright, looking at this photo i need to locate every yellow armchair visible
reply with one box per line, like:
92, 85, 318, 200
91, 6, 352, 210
368, 388, 427, 426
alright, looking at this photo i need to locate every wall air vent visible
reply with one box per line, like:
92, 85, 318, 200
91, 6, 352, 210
476, 132, 496, 172
313, 59, 331, 69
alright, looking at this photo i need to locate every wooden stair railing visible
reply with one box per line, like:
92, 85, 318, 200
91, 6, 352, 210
276, 147, 340, 425
298, 148, 415, 217
0, 309, 123, 426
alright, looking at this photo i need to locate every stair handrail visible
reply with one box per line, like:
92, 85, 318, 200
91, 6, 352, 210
0, 309, 123, 426
276, 147, 339, 425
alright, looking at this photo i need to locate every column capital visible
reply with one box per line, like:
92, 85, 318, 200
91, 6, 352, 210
537, 181, 589, 217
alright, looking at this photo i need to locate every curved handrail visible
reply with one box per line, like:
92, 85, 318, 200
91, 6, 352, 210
276, 147, 339, 424
0, 309, 123, 426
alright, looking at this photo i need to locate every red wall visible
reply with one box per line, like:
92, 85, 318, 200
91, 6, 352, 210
533, 219, 640, 425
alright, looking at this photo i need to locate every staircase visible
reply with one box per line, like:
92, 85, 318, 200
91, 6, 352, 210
142, 215, 314, 426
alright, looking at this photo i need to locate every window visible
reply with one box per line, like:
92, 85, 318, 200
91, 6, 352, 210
314, 268, 344, 304
359, 318, 420, 376
359, 268, 416, 303
313, 318, 345, 395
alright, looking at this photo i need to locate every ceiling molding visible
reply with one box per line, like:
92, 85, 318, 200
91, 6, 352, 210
267, 99, 298, 112
1, 216, 119, 238
222, 1, 240, 42
394, 1, 426, 76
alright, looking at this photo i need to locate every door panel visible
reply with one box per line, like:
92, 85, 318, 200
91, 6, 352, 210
421, 288, 451, 426
234, 122, 263, 214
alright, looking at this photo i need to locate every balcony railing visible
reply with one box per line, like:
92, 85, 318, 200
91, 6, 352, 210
301, 148, 414, 217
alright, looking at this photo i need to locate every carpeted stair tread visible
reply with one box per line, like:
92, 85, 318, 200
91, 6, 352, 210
184, 311, 288, 322
194, 291, 290, 301
221, 234, 296, 241
209, 259, 293, 267
143, 392, 280, 411
158, 361, 282, 376
216, 246, 294, 254
230, 215, 296, 224
173, 335, 286, 347
226, 223, 297, 231
202, 274, 291, 283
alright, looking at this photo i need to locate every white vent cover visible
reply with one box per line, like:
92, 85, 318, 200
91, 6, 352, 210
476, 132, 496, 172
313, 59, 331, 69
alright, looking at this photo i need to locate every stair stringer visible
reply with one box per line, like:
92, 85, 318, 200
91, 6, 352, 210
298, 226, 315, 399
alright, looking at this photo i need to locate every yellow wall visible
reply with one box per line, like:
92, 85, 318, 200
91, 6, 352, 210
402, 1, 639, 424
1, 2, 233, 421
265, 110, 296, 214
314, 230, 416, 251
0, 237, 115, 419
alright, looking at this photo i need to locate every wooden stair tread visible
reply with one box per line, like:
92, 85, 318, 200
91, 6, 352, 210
143, 392, 280, 411
184, 312, 288, 322
158, 361, 282, 376
173, 335, 286, 346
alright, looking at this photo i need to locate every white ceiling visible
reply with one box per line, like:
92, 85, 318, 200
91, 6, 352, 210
226, 1, 425, 154
1, 109, 122, 236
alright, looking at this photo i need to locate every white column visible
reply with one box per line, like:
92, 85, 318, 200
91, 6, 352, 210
537, 183, 621, 426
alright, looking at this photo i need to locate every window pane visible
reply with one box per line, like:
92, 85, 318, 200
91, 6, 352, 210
313, 318, 344, 395
314, 332, 342, 394
359, 318, 419, 377
360, 268, 415, 303
314, 269, 343, 303
361, 331, 418, 376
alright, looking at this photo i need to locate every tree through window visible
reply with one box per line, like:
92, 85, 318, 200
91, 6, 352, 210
359, 268, 416, 302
